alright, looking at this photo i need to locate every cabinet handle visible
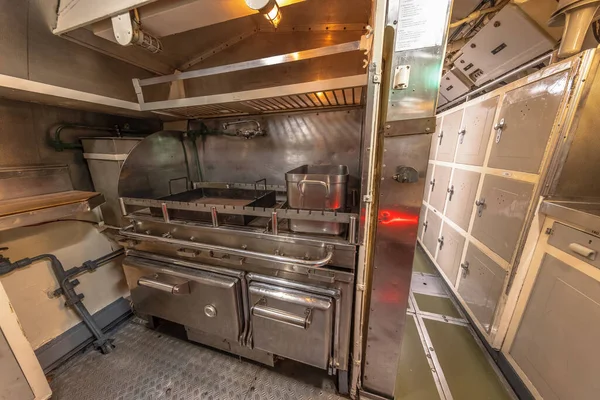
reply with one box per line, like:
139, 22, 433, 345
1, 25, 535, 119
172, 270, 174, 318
138, 275, 190, 295
493, 118, 506, 143
460, 261, 470, 278
458, 128, 466, 144
438, 130, 444, 145
430, 178, 436, 191
437, 236, 444, 249
475, 198, 486, 217
447, 185, 455, 201
252, 304, 312, 329
568, 243, 597, 260
423, 221, 428, 232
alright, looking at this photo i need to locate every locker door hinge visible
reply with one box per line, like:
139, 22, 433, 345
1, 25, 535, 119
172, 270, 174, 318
356, 283, 366, 291
363, 194, 373, 203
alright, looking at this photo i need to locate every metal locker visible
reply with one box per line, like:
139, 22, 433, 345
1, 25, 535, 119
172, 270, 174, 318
445, 169, 481, 231
436, 223, 466, 286
510, 254, 600, 400
430, 117, 442, 160
487, 71, 569, 173
471, 175, 534, 262
455, 96, 499, 166
458, 243, 506, 331
417, 204, 428, 240
436, 109, 462, 162
424, 163, 434, 203
422, 210, 443, 257
429, 166, 452, 212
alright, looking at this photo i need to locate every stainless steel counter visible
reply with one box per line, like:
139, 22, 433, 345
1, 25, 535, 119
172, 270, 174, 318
540, 199, 600, 236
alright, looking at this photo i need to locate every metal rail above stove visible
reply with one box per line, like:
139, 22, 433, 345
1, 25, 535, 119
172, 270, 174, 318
119, 195, 359, 244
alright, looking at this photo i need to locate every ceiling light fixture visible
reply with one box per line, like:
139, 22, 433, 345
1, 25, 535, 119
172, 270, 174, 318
245, 0, 282, 28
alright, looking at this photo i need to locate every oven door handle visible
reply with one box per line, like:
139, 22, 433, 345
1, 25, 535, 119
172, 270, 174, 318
138, 275, 190, 295
252, 304, 312, 329
119, 227, 334, 267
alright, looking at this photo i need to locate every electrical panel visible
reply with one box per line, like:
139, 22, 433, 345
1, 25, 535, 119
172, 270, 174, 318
454, 4, 555, 85
439, 68, 472, 101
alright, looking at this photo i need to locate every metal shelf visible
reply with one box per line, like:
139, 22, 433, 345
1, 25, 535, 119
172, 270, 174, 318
133, 40, 368, 119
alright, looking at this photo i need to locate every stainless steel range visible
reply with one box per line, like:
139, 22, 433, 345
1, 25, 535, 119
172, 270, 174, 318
116, 131, 358, 389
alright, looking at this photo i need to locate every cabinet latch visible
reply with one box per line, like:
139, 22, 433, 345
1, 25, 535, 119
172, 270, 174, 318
494, 118, 506, 143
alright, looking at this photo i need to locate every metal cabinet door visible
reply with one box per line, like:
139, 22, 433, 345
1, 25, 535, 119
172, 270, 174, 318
436, 223, 466, 286
458, 243, 506, 331
445, 169, 481, 231
436, 109, 462, 162
471, 175, 534, 262
123, 257, 243, 343
455, 96, 498, 166
424, 163, 434, 203
510, 254, 600, 400
430, 117, 442, 160
487, 71, 569, 173
417, 204, 428, 240
250, 283, 333, 370
429, 166, 451, 212
422, 210, 442, 257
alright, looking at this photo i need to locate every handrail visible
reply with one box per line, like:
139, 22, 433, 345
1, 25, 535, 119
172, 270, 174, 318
119, 226, 334, 267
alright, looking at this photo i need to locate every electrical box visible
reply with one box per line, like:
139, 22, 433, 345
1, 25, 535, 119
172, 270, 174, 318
438, 92, 449, 107
454, 4, 555, 85
440, 68, 472, 101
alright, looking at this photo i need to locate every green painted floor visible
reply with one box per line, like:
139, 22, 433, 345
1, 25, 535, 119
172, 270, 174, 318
394, 246, 515, 400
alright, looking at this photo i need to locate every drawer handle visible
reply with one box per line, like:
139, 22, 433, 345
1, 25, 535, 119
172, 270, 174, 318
252, 304, 312, 329
568, 243, 597, 260
138, 275, 190, 295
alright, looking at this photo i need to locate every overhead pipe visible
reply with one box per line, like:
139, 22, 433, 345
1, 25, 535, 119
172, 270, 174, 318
50, 124, 147, 151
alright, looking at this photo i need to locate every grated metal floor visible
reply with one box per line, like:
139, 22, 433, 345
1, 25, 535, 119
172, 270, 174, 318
49, 321, 345, 400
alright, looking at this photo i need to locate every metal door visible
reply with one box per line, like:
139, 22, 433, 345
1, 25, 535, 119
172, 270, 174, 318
363, 134, 432, 394
249, 283, 333, 370
510, 254, 600, 400
429, 166, 451, 212
422, 210, 442, 257
436, 109, 462, 162
458, 243, 506, 331
455, 96, 498, 166
471, 175, 534, 262
123, 257, 243, 343
417, 204, 427, 240
424, 163, 434, 203
430, 117, 442, 160
0, 329, 34, 400
487, 71, 569, 173
436, 223, 466, 286
445, 169, 481, 231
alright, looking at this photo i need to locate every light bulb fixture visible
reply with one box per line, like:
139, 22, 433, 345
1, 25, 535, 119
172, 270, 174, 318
245, 0, 282, 28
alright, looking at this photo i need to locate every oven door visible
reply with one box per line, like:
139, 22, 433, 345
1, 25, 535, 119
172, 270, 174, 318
123, 256, 244, 343
249, 282, 333, 369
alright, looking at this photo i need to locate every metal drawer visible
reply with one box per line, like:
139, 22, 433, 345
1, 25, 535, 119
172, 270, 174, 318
123, 256, 244, 343
249, 282, 333, 370
548, 222, 600, 269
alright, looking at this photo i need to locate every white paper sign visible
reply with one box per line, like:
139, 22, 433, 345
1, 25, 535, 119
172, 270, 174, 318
395, 0, 448, 52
